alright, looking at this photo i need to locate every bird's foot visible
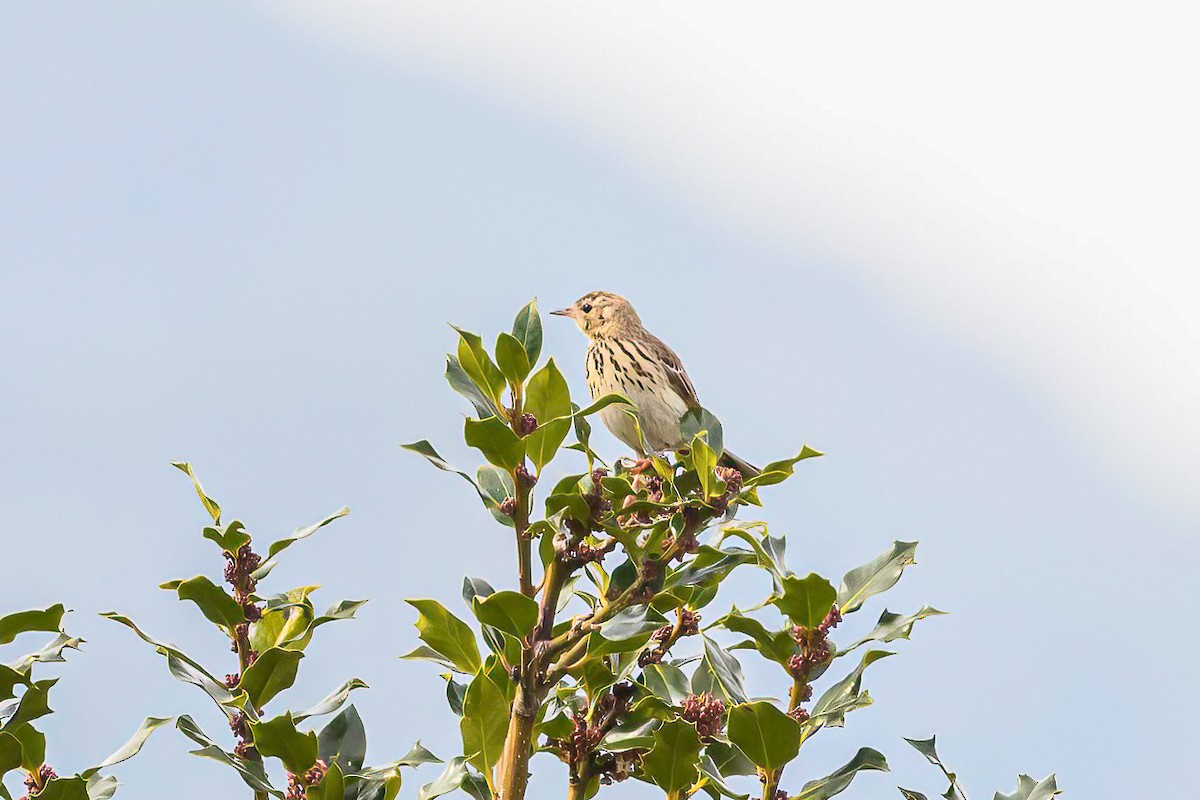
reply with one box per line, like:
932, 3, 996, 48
626, 457, 655, 474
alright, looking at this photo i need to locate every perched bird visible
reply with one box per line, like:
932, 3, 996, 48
551, 291, 759, 477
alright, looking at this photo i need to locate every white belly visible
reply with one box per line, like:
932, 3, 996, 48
587, 342, 689, 454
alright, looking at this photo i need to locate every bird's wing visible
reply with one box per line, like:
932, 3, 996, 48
643, 333, 701, 409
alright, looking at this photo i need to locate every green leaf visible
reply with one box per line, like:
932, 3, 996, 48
680, 407, 724, 459
402, 441, 507, 523
523, 359, 572, 470
3, 679, 55, 729
175, 715, 278, 795
294, 678, 368, 723
240, 647, 304, 708
417, 757, 470, 800
80, 716, 173, 778
160, 576, 245, 630
899, 790, 930, 800
407, 600, 482, 674
512, 299, 543, 365
690, 433, 720, 498
446, 354, 501, 418
839, 606, 946, 656
838, 541, 919, 615
252, 507, 351, 581
743, 446, 823, 488
471, 591, 537, 640
454, 327, 508, 413
793, 747, 890, 799
5, 724, 44, 772
903, 736, 967, 800
697, 752, 750, 799
317, 705, 367, 773
495, 332, 532, 384
641, 663, 691, 705
33, 777, 88, 800
716, 611, 795, 666
0, 730, 23, 774
201, 521, 252, 554
994, 774, 1062, 800
706, 739, 756, 777
574, 393, 632, 418
592, 605, 667, 655
306, 761, 345, 800
640, 719, 702, 793
476, 466, 516, 527
0, 606, 66, 646
726, 701, 800, 773
774, 573, 837, 629
464, 416, 524, 470
249, 712, 318, 775
171, 461, 221, 523
459, 665, 510, 781
691, 635, 748, 705
810, 650, 894, 728
715, 525, 789, 590
6, 632, 81, 674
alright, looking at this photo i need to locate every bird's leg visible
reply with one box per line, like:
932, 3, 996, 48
627, 453, 655, 474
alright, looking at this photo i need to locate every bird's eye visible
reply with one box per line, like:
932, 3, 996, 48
580, 303, 593, 313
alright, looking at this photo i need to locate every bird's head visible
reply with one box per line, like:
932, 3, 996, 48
551, 291, 641, 339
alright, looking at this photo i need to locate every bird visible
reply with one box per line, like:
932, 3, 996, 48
551, 291, 759, 477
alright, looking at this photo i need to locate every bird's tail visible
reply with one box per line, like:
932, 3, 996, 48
719, 450, 760, 480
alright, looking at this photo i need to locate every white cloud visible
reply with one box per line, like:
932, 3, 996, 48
260, 0, 1200, 513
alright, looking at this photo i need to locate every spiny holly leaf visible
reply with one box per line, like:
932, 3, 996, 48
810, 650, 894, 728
0, 606, 66, 646
717, 610, 796, 666
793, 747, 890, 799
159, 576, 245, 630
838, 541, 918, 615
994, 774, 1062, 800
743, 446, 823, 489
773, 573, 837, 629
838, 606, 946, 656
239, 647, 303, 708
903, 736, 967, 800
294, 678, 368, 723
171, 462, 221, 524
407, 600, 482, 674
726, 702, 800, 773
250, 712, 318, 775
318, 705, 366, 773
252, 507, 350, 581
201, 521, 251, 553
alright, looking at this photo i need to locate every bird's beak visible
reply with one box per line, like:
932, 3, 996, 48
550, 307, 577, 319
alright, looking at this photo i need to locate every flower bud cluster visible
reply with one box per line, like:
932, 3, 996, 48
786, 605, 842, 679
680, 692, 727, 741
20, 765, 57, 799
516, 413, 539, 436
710, 466, 744, 513
624, 473, 666, 526
285, 759, 329, 800
224, 543, 264, 636
551, 683, 634, 785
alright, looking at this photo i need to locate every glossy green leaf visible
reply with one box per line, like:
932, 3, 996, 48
707, 739, 756, 777
472, 591, 537, 640
240, 647, 303, 708
592, 605, 667, 655
0, 730, 22, 773
464, 416, 524, 470
838, 541, 919, 615
252, 507, 350, 581
476, 466, 516, 527
903, 736, 967, 800
743, 446, 823, 488
680, 407, 724, 459
511, 299, 543, 365
690, 433, 720, 498
691, 635, 748, 705
839, 606, 946, 656
0, 606, 66, 646
726, 702, 800, 773
774, 573, 837, 629
33, 777, 88, 800
5, 724, 44, 772
160, 576, 244, 630
80, 716, 173, 778
573, 393, 632, 419
306, 761, 345, 800
523, 359, 572, 470
318, 705, 367, 773
176, 715, 278, 795
495, 332, 532, 384
698, 751, 750, 799
407, 600, 482, 674
446, 355, 501, 419
717, 611, 795, 666
642, 663, 691, 705
454, 327, 507, 412
402, 441, 508, 523
294, 678, 368, 723
3, 679, 55, 729
201, 521, 252, 553
6, 632, 81, 674
793, 747, 890, 799
171, 462, 221, 523
459, 667, 509, 780
810, 650, 894, 728
715, 524, 789, 589
250, 712, 318, 774
417, 757, 470, 800
640, 719, 702, 793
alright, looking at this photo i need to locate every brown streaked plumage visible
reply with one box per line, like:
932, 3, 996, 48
551, 291, 759, 477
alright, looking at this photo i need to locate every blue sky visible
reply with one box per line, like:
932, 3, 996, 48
2, 4, 1196, 798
